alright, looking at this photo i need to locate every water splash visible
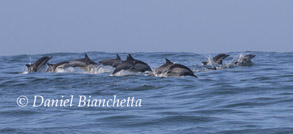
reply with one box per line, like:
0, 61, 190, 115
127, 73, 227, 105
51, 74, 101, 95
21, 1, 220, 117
54, 65, 114, 74
217, 54, 240, 69
111, 70, 146, 76
204, 54, 217, 67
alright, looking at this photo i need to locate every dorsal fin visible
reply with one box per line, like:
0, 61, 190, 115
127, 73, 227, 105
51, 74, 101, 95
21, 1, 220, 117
116, 54, 121, 60
85, 53, 90, 60
165, 58, 173, 64
127, 54, 134, 61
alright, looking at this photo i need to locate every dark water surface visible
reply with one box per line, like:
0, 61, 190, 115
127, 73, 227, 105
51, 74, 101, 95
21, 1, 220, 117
0, 52, 293, 134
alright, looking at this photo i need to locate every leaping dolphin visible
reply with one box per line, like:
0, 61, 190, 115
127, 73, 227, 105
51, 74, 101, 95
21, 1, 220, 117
47, 54, 98, 72
112, 54, 152, 75
235, 54, 256, 66
26, 56, 52, 73
46, 61, 70, 72
202, 54, 229, 65
153, 59, 197, 78
99, 54, 122, 67
66, 53, 98, 72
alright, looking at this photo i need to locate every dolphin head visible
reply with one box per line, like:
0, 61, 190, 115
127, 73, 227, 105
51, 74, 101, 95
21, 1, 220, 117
244, 54, 256, 60
202, 61, 208, 65
223, 54, 230, 59
235, 54, 256, 66
46, 63, 54, 72
213, 54, 229, 64
26, 64, 34, 72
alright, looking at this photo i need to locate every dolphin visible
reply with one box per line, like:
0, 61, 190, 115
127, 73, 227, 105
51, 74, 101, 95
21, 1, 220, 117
112, 54, 152, 75
26, 56, 52, 73
66, 53, 99, 71
99, 54, 122, 67
153, 59, 197, 78
202, 54, 229, 65
235, 54, 256, 66
46, 61, 70, 72
47, 54, 98, 72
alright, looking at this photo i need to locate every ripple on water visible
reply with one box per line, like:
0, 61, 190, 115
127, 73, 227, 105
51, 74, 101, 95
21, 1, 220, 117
0, 51, 293, 134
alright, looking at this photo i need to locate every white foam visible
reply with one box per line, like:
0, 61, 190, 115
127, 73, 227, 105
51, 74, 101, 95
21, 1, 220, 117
54, 65, 115, 74
111, 70, 145, 76
22, 71, 28, 74
152, 71, 169, 77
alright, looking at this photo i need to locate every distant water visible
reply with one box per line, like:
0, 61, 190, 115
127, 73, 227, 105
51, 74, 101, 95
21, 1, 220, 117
0, 51, 293, 134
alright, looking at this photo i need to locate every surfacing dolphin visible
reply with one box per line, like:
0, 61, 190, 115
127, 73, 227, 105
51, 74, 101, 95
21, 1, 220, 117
26, 56, 52, 73
99, 54, 122, 67
112, 54, 152, 75
235, 54, 256, 66
66, 53, 98, 71
46, 61, 70, 72
153, 59, 197, 78
47, 54, 98, 72
202, 54, 229, 65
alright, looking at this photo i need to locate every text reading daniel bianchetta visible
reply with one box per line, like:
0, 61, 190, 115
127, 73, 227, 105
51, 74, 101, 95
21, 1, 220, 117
17, 95, 142, 108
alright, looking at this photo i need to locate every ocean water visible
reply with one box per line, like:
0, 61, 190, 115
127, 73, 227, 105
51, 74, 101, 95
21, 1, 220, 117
0, 51, 293, 134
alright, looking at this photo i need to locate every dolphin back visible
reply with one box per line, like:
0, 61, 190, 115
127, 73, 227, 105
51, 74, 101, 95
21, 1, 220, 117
168, 64, 197, 78
99, 54, 122, 67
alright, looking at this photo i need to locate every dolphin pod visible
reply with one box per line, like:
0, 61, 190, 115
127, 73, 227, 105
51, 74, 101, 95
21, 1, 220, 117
26, 53, 256, 78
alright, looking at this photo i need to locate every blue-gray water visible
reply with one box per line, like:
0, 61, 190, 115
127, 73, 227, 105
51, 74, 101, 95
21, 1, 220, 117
0, 51, 293, 134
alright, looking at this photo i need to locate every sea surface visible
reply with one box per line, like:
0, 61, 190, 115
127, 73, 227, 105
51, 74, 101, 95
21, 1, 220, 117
0, 51, 293, 134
